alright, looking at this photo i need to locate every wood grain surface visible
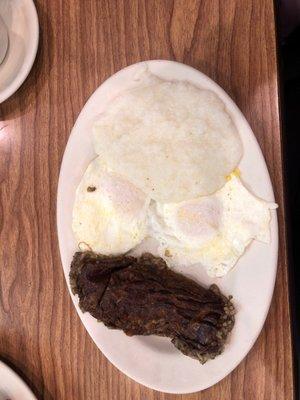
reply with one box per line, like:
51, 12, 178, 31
0, 1, 294, 399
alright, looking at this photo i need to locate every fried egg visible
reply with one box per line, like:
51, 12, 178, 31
72, 157, 150, 255
149, 175, 277, 277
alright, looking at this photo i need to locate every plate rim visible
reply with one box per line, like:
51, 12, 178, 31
0, 0, 39, 103
0, 360, 36, 399
57, 59, 278, 394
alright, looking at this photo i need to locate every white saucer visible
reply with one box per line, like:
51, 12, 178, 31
0, 361, 36, 400
0, 0, 39, 103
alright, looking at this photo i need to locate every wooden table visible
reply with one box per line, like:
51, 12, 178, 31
0, 1, 294, 399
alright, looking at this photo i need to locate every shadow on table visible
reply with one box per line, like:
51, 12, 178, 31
0, 3, 53, 120
0, 355, 53, 400
280, 24, 300, 400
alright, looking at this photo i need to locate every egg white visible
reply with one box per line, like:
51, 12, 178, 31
149, 175, 277, 277
72, 157, 150, 255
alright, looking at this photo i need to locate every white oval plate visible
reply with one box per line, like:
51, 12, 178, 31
57, 60, 278, 394
0, 361, 36, 400
0, 0, 39, 103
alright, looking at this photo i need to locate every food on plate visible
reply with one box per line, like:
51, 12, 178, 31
70, 251, 235, 363
72, 158, 276, 276
93, 73, 243, 203
149, 174, 278, 277
72, 157, 150, 255
72, 72, 277, 278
